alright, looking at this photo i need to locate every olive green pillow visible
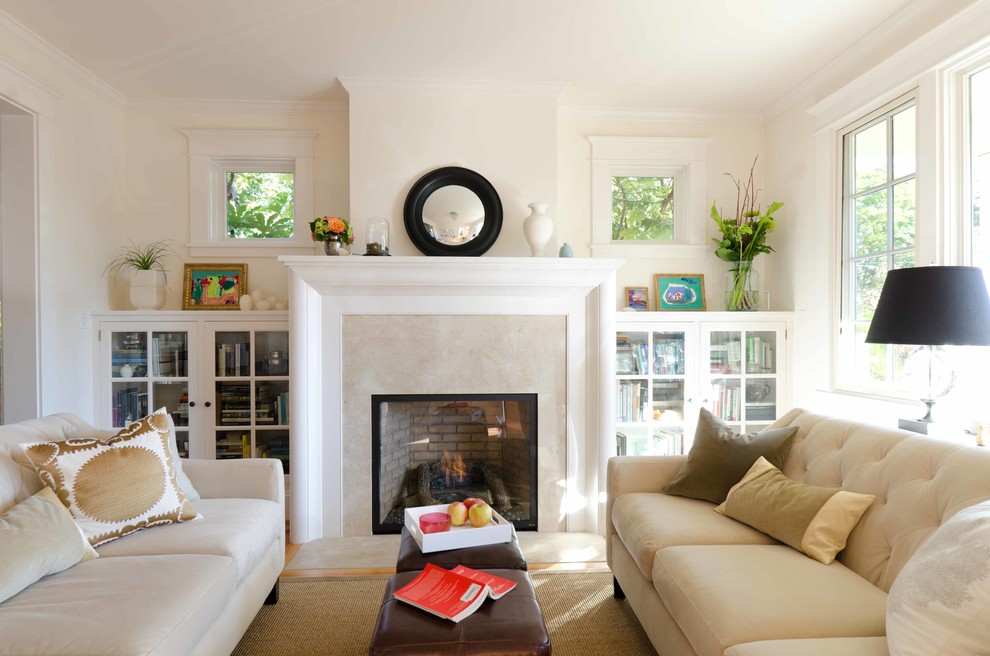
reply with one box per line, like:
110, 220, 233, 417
661, 408, 798, 504
715, 457, 875, 564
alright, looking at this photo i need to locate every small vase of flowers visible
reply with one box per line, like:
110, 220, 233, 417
710, 157, 783, 311
310, 216, 354, 256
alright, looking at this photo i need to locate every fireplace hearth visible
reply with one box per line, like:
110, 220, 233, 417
371, 394, 538, 533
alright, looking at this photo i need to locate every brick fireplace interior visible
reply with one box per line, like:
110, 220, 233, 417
371, 393, 538, 533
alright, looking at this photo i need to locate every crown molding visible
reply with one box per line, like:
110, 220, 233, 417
339, 76, 566, 98
762, 0, 980, 122
0, 8, 126, 112
0, 56, 62, 117
127, 97, 348, 116
560, 105, 763, 124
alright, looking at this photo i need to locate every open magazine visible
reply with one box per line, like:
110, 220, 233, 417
393, 563, 518, 622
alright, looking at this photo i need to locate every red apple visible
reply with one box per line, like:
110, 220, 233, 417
447, 501, 468, 526
468, 502, 493, 527
463, 497, 485, 510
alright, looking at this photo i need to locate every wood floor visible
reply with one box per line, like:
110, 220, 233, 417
280, 534, 608, 578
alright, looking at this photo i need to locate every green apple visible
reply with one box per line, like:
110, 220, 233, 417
468, 502, 493, 527
447, 501, 468, 526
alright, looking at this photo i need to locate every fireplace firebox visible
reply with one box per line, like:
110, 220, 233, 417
371, 394, 538, 534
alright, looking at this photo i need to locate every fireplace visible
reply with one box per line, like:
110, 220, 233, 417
372, 394, 538, 534
279, 256, 621, 542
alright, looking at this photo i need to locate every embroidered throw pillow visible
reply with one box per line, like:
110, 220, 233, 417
20, 408, 200, 547
887, 499, 990, 655
715, 457, 875, 564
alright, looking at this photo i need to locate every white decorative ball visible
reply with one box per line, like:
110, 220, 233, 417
266, 295, 277, 305
250, 289, 262, 299
255, 300, 272, 311
239, 294, 253, 311
275, 302, 287, 311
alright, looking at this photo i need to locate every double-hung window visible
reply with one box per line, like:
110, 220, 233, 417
838, 97, 917, 394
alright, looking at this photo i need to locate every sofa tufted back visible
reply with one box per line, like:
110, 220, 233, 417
0, 413, 107, 515
774, 408, 990, 592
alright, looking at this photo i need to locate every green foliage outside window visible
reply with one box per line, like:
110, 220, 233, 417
611, 176, 674, 241
226, 172, 294, 238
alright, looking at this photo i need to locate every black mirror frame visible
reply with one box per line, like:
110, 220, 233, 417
403, 166, 503, 256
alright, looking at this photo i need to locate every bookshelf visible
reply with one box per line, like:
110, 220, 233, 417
615, 312, 791, 455
94, 312, 290, 482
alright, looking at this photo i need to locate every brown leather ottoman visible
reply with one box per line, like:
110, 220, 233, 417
395, 527, 528, 573
368, 569, 551, 655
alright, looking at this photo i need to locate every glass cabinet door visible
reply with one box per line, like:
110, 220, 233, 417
616, 329, 689, 456
208, 325, 290, 475
705, 327, 780, 433
107, 327, 194, 457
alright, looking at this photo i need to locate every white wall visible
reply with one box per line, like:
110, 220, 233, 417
123, 109, 349, 310
558, 116, 768, 309
346, 86, 558, 257
0, 36, 126, 421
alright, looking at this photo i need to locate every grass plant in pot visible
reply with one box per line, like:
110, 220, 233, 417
104, 240, 178, 310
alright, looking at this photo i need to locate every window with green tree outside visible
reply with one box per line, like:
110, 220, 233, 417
225, 171, 294, 239
611, 176, 675, 241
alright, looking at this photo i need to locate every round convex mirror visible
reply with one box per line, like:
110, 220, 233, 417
404, 167, 502, 256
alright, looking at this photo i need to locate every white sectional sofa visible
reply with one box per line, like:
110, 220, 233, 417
0, 413, 285, 656
607, 408, 990, 656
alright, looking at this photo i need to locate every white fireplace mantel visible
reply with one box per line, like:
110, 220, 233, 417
280, 256, 622, 543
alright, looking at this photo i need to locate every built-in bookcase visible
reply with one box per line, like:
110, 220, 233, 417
94, 312, 290, 485
615, 312, 791, 456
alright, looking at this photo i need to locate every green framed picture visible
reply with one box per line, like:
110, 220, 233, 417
654, 274, 706, 311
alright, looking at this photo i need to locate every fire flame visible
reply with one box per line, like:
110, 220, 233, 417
442, 450, 468, 486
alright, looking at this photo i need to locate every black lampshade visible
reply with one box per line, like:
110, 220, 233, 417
865, 266, 990, 346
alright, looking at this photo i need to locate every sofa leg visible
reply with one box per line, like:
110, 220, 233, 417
264, 581, 279, 605
613, 576, 625, 600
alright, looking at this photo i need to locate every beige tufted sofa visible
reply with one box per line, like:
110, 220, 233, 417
0, 413, 285, 656
606, 408, 990, 656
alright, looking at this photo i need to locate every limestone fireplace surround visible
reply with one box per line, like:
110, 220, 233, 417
280, 256, 622, 544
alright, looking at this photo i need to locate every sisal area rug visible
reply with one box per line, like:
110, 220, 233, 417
233, 570, 657, 656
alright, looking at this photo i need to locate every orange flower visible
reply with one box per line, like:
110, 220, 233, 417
328, 218, 346, 233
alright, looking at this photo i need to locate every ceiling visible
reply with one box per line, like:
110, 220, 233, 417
0, 0, 915, 113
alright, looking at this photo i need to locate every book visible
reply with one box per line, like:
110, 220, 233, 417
449, 565, 517, 599
392, 563, 516, 622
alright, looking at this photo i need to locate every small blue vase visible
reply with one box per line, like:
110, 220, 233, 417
558, 243, 574, 258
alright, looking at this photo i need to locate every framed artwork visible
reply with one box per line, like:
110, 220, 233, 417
654, 274, 706, 311
182, 263, 248, 310
624, 286, 649, 311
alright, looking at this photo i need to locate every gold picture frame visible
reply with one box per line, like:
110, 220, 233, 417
182, 263, 248, 310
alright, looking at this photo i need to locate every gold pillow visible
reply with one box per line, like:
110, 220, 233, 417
715, 457, 875, 565
20, 408, 200, 547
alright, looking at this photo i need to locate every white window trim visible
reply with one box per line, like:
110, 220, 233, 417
182, 129, 317, 257
589, 136, 710, 259
834, 92, 919, 399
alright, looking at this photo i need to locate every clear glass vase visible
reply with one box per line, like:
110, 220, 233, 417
724, 261, 759, 311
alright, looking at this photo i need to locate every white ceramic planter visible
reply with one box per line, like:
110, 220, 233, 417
129, 269, 166, 310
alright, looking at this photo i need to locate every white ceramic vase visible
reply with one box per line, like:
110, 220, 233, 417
523, 202, 554, 256
129, 269, 166, 310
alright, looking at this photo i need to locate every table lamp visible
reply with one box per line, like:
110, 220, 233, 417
864, 266, 990, 433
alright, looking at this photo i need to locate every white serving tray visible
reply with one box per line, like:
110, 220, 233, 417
404, 504, 514, 553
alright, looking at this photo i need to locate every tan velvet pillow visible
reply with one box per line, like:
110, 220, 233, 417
715, 457, 875, 565
20, 408, 200, 547
661, 408, 798, 504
